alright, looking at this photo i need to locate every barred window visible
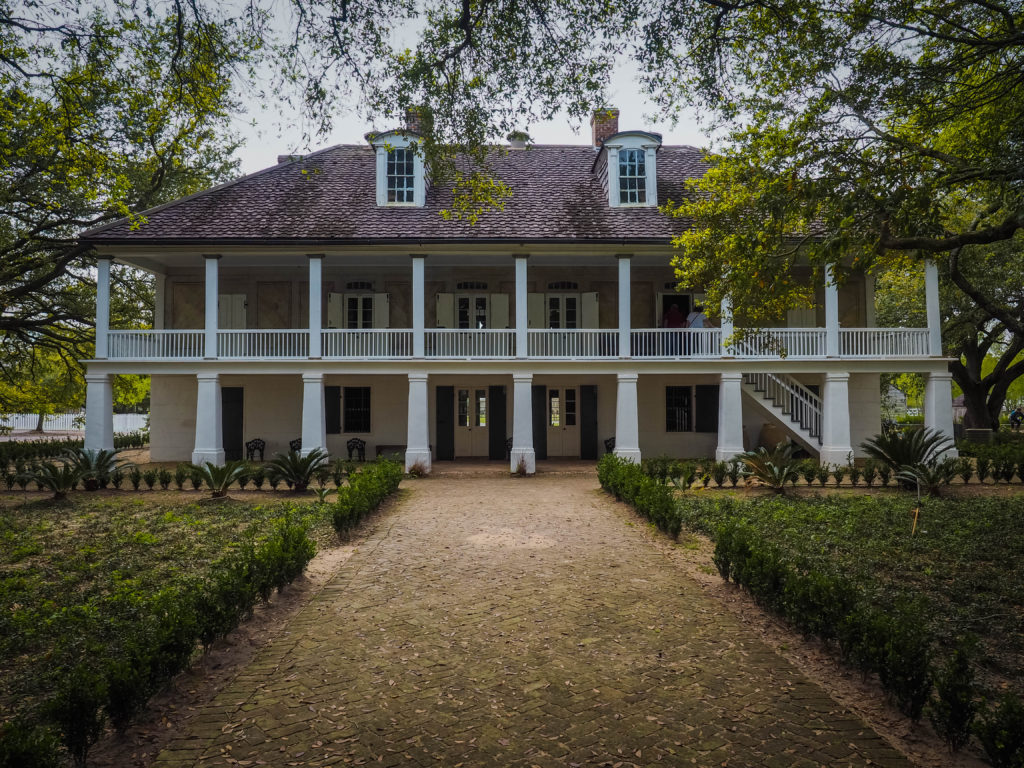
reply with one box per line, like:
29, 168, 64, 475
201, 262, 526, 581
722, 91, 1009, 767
457, 281, 488, 290
386, 148, 415, 203
619, 149, 646, 204
343, 387, 371, 432
666, 386, 692, 432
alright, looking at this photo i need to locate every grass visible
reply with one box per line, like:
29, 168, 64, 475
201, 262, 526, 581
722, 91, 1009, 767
0, 493, 337, 723
676, 492, 1024, 696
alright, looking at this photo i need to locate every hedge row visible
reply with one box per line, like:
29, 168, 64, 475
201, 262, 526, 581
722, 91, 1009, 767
598, 454, 682, 537
0, 509, 316, 768
332, 459, 404, 534
0, 432, 148, 471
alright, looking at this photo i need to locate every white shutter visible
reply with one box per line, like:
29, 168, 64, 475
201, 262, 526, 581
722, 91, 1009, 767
581, 292, 599, 329
490, 293, 509, 329
436, 292, 454, 328
527, 293, 544, 329
787, 308, 817, 328
372, 293, 390, 329
327, 292, 343, 329
218, 294, 246, 329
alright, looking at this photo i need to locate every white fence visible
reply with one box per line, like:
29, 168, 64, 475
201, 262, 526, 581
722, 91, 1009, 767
1, 413, 148, 433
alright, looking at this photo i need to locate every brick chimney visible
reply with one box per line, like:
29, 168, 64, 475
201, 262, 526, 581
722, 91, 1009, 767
405, 106, 429, 135
590, 108, 620, 147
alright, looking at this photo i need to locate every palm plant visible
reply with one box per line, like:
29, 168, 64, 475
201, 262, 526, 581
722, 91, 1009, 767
189, 460, 250, 498
64, 448, 129, 491
266, 449, 329, 492
861, 427, 956, 490
27, 461, 83, 500
897, 457, 960, 497
737, 442, 799, 494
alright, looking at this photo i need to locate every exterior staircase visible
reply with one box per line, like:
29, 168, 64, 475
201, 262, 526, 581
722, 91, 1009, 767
741, 372, 822, 454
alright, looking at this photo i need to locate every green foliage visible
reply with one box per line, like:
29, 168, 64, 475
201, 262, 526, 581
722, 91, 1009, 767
0, 719, 61, 768
158, 468, 172, 490
267, 449, 329, 493
142, 469, 158, 490
26, 462, 82, 500
975, 693, 1024, 768
173, 463, 188, 491
63, 448, 128, 491
45, 664, 107, 768
331, 460, 403, 535
189, 460, 250, 498
928, 636, 979, 753
598, 454, 683, 538
861, 428, 956, 490
737, 443, 799, 494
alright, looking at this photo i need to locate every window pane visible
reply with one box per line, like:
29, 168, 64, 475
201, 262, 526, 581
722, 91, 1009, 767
386, 148, 415, 203
347, 297, 358, 329
565, 389, 576, 426
476, 390, 487, 427
565, 297, 577, 329
457, 296, 470, 329
361, 296, 373, 328
549, 389, 561, 427
548, 296, 560, 328
619, 148, 646, 204
458, 389, 469, 427
666, 386, 692, 432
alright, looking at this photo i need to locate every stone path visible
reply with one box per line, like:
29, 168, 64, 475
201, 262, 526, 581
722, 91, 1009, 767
153, 475, 911, 768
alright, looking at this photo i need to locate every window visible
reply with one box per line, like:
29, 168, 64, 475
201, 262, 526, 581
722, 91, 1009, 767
457, 281, 488, 290
666, 386, 692, 432
386, 148, 415, 203
619, 149, 646, 204
547, 281, 578, 290
549, 389, 561, 427
346, 295, 374, 328
346, 281, 373, 291
343, 387, 371, 432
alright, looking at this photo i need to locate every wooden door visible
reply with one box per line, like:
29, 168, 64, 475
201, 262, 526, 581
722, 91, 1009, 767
546, 386, 579, 457
221, 387, 244, 461
435, 386, 454, 460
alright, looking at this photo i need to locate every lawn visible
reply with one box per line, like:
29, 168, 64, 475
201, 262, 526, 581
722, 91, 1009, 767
0, 492, 336, 760
676, 492, 1024, 696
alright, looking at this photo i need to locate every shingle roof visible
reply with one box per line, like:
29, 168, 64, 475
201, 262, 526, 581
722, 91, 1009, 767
81, 144, 709, 244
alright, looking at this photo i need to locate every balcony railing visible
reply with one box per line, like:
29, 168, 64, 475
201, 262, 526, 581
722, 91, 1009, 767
102, 327, 935, 362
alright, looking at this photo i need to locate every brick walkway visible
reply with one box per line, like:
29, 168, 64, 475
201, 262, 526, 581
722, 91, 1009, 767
153, 475, 910, 768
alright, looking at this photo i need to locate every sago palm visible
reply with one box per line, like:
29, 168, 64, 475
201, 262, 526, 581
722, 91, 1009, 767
28, 461, 84, 500
190, 460, 250, 498
738, 442, 798, 494
266, 448, 329, 492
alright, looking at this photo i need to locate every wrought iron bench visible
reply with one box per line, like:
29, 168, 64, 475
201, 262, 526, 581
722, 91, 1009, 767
289, 438, 302, 453
604, 436, 616, 454
245, 438, 266, 461
347, 437, 367, 461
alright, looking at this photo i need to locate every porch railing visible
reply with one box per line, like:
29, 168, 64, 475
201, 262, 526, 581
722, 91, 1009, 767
840, 328, 930, 357
427, 329, 515, 358
731, 328, 827, 358
528, 329, 618, 358
630, 328, 721, 358
218, 330, 308, 358
108, 330, 205, 359
323, 329, 412, 358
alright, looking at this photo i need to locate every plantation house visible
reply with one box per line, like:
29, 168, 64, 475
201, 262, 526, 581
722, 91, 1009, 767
78, 109, 955, 473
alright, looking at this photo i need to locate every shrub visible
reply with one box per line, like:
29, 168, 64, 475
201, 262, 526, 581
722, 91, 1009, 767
737, 443, 800, 494
975, 455, 992, 484
0, 720, 62, 768
142, 469, 158, 490
800, 460, 817, 487
955, 457, 974, 485
815, 463, 831, 486
267, 449, 328, 493
331, 460, 403, 534
128, 467, 143, 491
831, 464, 848, 486
726, 460, 743, 487
45, 663, 107, 768
669, 461, 698, 491
862, 458, 878, 487
63, 448, 128, 491
927, 636, 978, 752
251, 467, 266, 489
27, 462, 82, 500
975, 693, 1024, 768
848, 460, 861, 487
173, 463, 188, 490
189, 460, 250, 498
158, 468, 172, 490
710, 461, 728, 487
189, 466, 203, 490
861, 428, 955, 489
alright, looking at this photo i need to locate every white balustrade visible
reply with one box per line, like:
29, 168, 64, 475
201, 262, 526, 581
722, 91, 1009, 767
107, 330, 205, 359
630, 329, 721, 358
732, 328, 827, 358
743, 372, 822, 439
322, 329, 412, 358
528, 330, 618, 358
217, 330, 308, 358
840, 328, 930, 357
426, 329, 515, 358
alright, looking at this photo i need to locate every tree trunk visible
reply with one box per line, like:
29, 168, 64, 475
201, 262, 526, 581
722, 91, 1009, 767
33, 412, 45, 432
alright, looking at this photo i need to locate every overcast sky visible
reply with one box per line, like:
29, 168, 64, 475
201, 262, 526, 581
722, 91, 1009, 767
231, 61, 713, 174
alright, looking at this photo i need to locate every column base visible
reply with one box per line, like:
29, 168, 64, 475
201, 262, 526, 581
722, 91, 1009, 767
510, 448, 536, 475
192, 449, 226, 466
613, 448, 641, 463
715, 446, 745, 462
818, 446, 853, 466
405, 449, 432, 474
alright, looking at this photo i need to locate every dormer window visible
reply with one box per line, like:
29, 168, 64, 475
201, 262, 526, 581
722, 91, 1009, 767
387, 148, 415, 203
618, 149, 646, 204
597, 130, 662, 209
368, 130, 427, 207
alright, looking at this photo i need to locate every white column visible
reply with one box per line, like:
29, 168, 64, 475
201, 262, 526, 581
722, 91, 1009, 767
204, 254, 220, 359
716, 372, 745, 460
83, 373, 114, 453
515, 255, 529, 359
154, 273, 167, 330
510, 373, 536, 473
300, 373, 327, 457
720, 293, 734, 356
819, 372, 853, 465
825, 263, 839, 357
925, 259, 942, 356
864, 272, 876, 327
405, 373, 432, 472
617, 254, 631, 357
412, 255, 426, 358
613, 372, 641, 462
192, 373, 224, 465
308, 254, 323, 358
95, 257, 111, 359
924, 370, 958, 456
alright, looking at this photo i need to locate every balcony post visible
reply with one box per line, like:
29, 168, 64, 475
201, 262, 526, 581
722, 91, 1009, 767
203, 254, 220, 359
192, 372, 224, 465
406, 373, 432, 472
308, 254, 323, 359
510, 373, 536, 473
83, 373, 114, 453
925, 259, 942, 356
715, 372, 745, 460
825, 263, 840, 357
300, 372, 328, 457
820, 372, 853, 465
924, 370, 957, 457
613, 372, 641, 462
515, 255, 528, 359
719, 293, 734, 357
412, 254, 426, 358
617, 254, 631, 358
95, 256, 111, 359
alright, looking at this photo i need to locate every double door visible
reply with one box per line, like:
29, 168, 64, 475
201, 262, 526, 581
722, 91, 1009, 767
455, 386, 490, 456
436, 384, 508, 460
546, 386, 579, 457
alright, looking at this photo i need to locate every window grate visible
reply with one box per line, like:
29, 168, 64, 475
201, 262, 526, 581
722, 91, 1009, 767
666, 386, 692, 432
343, 387, 371, 432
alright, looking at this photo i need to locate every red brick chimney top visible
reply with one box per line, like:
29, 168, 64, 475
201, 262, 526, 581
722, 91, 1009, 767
590, 108, 620, 147
404, 107, 428, 135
